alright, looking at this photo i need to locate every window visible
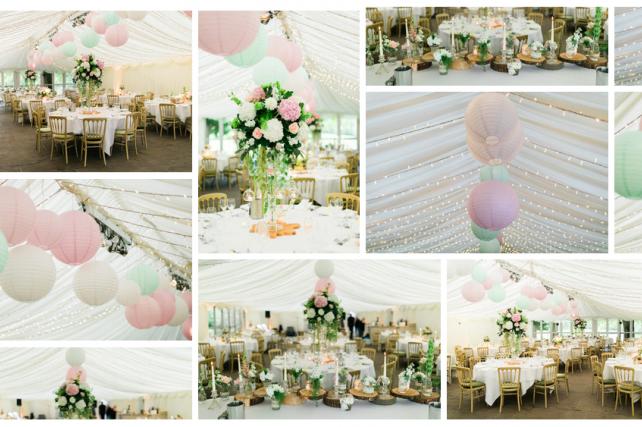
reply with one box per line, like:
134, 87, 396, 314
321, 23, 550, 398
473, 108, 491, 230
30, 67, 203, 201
533, 320, 551, 340
208, 306, 245, 337
635, 320, 642, 338
205, 118, 235, 153
3, 70, 14, 89
340, 114, 358, 151
596, 318, 620, 340
53, 72, 64, 95
559, 320, 572, 337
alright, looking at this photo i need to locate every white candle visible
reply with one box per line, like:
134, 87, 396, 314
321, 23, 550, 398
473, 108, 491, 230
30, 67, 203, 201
378, 27, 384, 59
451, 21, 455, 52
550, 17, 554, 43
383, 352, 387, 377
502, 24, 506, 51
237, 354, 241, 376
211, 362, 216, 395
405, 18, 409, 38
283, 355, 287, 385
335, 361, 339, 386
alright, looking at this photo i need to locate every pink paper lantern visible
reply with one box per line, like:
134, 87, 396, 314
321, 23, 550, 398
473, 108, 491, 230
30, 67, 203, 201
300, 81, 316, 113
27, 210, 63, 250
105, 23, 129, 47
52, 30, 73, 47
267, 35, 303, 72
199, 12, 261, 56
85, 11, 97, 27
182, 315, 192, 340
465, 93, 524, 165
151, 289, 176, 326
0, 186, 36, 246
92, 14, 108, 35
461, 281, 485, 303
533, 285, 548, 301
181, 292, 192, 314
314, 278, 336, 294
501, 269, 510, 282
66, 367, 87, 383
125, 296, 161, 329
467, 181, 519, 231
183, 11, 192, 18
520, 284, 532, 297
50, 211, 101, 266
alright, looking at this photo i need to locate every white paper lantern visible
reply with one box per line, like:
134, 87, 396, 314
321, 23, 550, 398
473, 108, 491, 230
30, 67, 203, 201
0, 245, 56, 302
157, 272, 173, 290
72, 260, 118, 306
116, 279, 141, 306
314, 260, 334, 278
168, 296, 189, 326
65, 348, 86, 367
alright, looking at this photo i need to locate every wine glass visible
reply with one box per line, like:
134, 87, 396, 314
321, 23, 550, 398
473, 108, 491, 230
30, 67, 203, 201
243, 189, 255, 203
228, 198, 236, 211
218, 198, 228, 213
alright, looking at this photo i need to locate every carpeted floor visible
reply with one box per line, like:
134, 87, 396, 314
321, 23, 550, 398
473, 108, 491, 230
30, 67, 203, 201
448, 363, 639, 419
0, 108, 192, 172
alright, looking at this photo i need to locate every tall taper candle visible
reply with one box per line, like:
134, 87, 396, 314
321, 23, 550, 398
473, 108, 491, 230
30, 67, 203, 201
211, 361, 216, 395
379, 27, 384, 59
550, 16, 554, 42
383, 352, 387, 377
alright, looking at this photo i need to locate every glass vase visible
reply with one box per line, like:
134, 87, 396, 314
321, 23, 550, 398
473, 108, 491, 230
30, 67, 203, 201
423, 379, 433, 397
589, 39, 600, 61
439, 63, 448, 75
271, 399, 281, 410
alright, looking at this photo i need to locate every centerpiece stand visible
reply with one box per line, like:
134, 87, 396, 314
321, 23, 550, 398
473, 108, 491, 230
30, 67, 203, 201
559, 52, 587, 65
371, 377, 396, 405
391, 387, 420, 400
350, 388, 378, 401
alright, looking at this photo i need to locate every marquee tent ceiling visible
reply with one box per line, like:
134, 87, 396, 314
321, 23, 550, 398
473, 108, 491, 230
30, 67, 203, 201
0, 179, 191, 340
199, 11, 359, 117
615, 7, 642, 85
448, 260, 642, 321
367, 92, 608, 253
615, 92, 642, 252
0, 11, 191, 70
0, 348, 191, 400
199, 260, 440, 313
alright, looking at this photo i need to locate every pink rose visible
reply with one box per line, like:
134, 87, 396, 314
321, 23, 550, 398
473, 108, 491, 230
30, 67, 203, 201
252, 128, 263, 139
277, 99, 301, 121
512, 313, 521, 322
288, 122, 299, 134
306, 117, 313, 124
81, 54, 89, 61
389, 40, 399, 49
65, 384, 79, 396
314, 296, 328, 308
246, 87, 266, 102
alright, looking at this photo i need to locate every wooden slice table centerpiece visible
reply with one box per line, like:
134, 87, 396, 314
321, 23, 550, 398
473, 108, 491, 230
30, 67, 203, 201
517, 53, 545, 66
350, 387, 378, 400
391, 387, 420, 400
559, 52, 587, 64
299, 387, 327, 401
466, 53, 493, 66
580, 56, 607, 69
234, 392, 264, 406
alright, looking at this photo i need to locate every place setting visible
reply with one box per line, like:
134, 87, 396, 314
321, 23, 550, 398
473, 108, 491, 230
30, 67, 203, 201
197, 259, 442, 419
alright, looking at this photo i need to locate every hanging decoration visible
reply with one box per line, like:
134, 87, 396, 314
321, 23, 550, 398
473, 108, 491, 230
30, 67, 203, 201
199, 11, 261, 56
55, 349, 96, 419
615, 120, 642, 199
225, 25, 268, 68
0, 186, 37, 246
105, 22, 129, 47
27, 210, 63, 250
464, 93, 524, 252
266, 35, 303, 72
72, 260, 119, 306
461, 261, 511, 303
0, 244, 56, 302
51, 211, 102, 266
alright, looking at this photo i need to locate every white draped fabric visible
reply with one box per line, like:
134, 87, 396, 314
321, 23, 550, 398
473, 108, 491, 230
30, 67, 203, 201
0, 11, 191, 70
0, 180, 191, 340
199, 260, 440, 313
615, 92, 642, 252
199, 11, 359, 117
366, 92, 608, 253
615, 7, 642, 85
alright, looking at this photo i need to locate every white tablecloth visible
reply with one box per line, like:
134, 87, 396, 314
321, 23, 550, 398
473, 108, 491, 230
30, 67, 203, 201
199, 204, 359, 254
439, 17, 543, 53
538, 346, 573, 363
270, 354, 376, 390
211, 338, 258, 363
48, 108, 128, 155
99, 94, 132, 106
473, 357, 553, 405
297, 337, 351, 351
397, 337, 429, 356
21, 97, 68, 122
145, 100, 191, 125
290, 168, 348, 206
199, 396, 434, 419
378, 7, 426, 34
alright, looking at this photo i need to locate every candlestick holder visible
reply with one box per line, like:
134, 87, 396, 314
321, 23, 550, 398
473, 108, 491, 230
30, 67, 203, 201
375, 55, 388, 75
372, 376, 396, 405
208, 387, 227, 410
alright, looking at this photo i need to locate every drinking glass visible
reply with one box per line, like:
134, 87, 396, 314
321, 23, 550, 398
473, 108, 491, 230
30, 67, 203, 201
228, 198, 236, 211
219, 198, 228, 212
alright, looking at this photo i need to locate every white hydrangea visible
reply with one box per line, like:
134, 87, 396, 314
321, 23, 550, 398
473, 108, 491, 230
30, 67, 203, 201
244, 120, 255, 127
276, 143, 284, 152
76, 400, 86, 410
287, 137, 298, 146
239, 103, 257, 121
504, 321, 513, 330
57, 396, 67, 406
324, 312, 335, 322
317, 308, 324, 315
263, 118, 284, 142
306, 309, 316, 318
265, 97, 278, 110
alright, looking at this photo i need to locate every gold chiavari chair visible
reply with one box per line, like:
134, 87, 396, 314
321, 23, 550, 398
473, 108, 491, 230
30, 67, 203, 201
158, 103, 179, 139
387, 353, 399, 374
371, 331, 382, 351
55, 99, 68, 110
114, 113, 138, 160
49, 115, 77, 164
366, 7, 381, 22
360, 347, 376, 361
32, 109, 51, 152
201, 158, 219, 190
601, 352, 614, 364
396, 7, 413, 38
436, 13, 450, 28
407, 342, 424, 365
222, 155, 240, 188
590, 355, 599, 393
237, 168, 250, 202
268, 349, 282, 365
293, 177, 315, 202
532, 363, 559, 408
477, 347, 489, 361
29, 100, 43, 126
498, 345, 509, 355
385, 335, 399, 356
135, 106, 149, 150
512, 7, 526, 18
185, 104, 192, 142
614, 365, 641, 416
229, 340, 246, 377
198, 193, 228, 213
498, 366, 522, 413
354, 337, 364, 351
344, 341, 358, 353
527, 12, 544, 26
447, 355, 452, 384
199, 343, 213, 357
555, 356, 570, 394
575, 7, 591, 31
81, 117, 107, 167
462, 348, 474, 366
468, 356, 480, 371
107, 94, 119, 108
595, 361, 616, 407
547, 348, 560, 359
339, 173, 359, 194
495, 352, 509, 359
382, 360, 396, 384
251, 351, 263, 368
456, 366, 485, 413
326, 192, 360, 214
199, 357, 216, 381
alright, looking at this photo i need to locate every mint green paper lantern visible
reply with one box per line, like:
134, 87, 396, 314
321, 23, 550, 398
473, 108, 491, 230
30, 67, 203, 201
480, 165, 509, 182
61, 41, 77, 57
126, 265, 159, 296
225, 26, 267, 68
515, 295, 530, 310
487, 283, 506, 303
103, 11, 121, 26
471, 262, 487, 283
480, 238, 501, 253
471, 222, 498, 241
80, 27, 100, 48
252, 57, 289, 86
615, 131, 642, 199
0, 231, 8, 273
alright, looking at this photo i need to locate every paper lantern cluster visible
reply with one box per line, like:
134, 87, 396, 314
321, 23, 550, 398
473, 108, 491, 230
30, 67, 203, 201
465, 94, 524, 253
615, 121, 642, 199
65, 348, 88, 383
461, 261, 511, 303
198, 11, 315, 112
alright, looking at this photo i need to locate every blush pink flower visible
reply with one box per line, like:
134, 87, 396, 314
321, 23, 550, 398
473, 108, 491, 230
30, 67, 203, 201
277, 99, 301, 121
246, 86, 266, 102
288, 122, 299, 134
252, 128, 263, 139
266, 166, 275, 176
65, 384, 79, 396
511, 313, 521, 322
81, 54, 89, 61
314, 295, 328, 308
306, 117, 314, 124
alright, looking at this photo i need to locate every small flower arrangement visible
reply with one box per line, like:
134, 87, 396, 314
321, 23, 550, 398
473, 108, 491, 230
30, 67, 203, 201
54, 377, 97, 419
529, 41, 544, 58
476, 35, 491, 60
508, 60, 522, 76
580, 36, 593, 49
72, 54, 104, 86
338, 367, 350, 385
552, 335, 563, 345
574, 318, 587, 332
361, 376, 377, 393
567, 28, 583, 47
340, 394, 354, 411
25, 69, 36, 84
426, 34, 442, 47
413, 371, 427, 382
544, 40, 558, 54
409, 27, 425, 45
37, 86, 51, 97
309, 366, 324, 396
306, 113, 323, 135
214, 370, 232, 389
259, 369, 274, 383
497, 307, 528, 338
456, 32, 471, 47
266, 384, 286, 402
433, 49, 453, 69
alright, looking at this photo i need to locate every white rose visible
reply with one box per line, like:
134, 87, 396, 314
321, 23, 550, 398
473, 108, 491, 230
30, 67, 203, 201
276, 143, 284, 152
76, 400, 86, 410
288, 137, 298, 146
245, 120, 255, 127
324, 312, 335, 322
306, 309, 315, 318
57, 396, 67, 406
263, 118, 284, 142
265, 97, 277, 110
247, 138, 255, 146
504, 321, 513, 330
318, 309, 324, 315
238, 102, 257, 121
69, 397, 76, 404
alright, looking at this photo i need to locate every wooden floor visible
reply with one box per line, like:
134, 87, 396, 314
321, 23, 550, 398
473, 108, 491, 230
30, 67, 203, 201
0, 106, 192, 172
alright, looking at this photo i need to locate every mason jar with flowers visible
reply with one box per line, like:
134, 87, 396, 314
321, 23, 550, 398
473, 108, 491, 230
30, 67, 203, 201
71, 54, 103, 108
214, 370, 232, 397
433, 49, 453, 75
497, 307, 529, 357
309, 366, 324, 403
266, 384, 286, 410
361, 376, 377, 394
398, 365, 414, 392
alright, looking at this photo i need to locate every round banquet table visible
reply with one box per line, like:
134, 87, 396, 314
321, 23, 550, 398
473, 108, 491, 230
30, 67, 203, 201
290, 168, 348, 206
48, 108, 128, 155
145, 100, 191, 125
98, 94, 132, 106
199, 396, 434, 419
603, 357, 642, 402
210, 337, 258, 363
297, 337, 350, 350
473, 357, 554, 406
538, 346, 573, 364
378, 7, 426, 34
270, 353, 376, 390
473, 344, 501, 358
397, 336, 429, 355
438, 17, 543, 53
199, 203, 359, 254
21, 97, 69, 122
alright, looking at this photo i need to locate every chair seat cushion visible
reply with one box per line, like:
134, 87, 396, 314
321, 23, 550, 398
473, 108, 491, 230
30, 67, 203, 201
599, 379, 615, 385
461, 381, 484, 388
85, 134, 103, 141
500, 382, 520, 389
619, 384, 642, 392
535, 380, 556, 386
39, 127, 51, 132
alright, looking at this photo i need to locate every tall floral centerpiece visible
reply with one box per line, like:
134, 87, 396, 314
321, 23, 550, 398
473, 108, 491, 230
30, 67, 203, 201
231, 82, 310, 219
24, 70, 36, 89
417, 339, 436, 396
573, 318, 587, 336
72, 54, 103, 107
566, 28, 582, 56
587, 7, 603, 60
307, 112, 323, 145
497, 307, 528, 357
303, 282, 345, 352
54, 377, 97, 419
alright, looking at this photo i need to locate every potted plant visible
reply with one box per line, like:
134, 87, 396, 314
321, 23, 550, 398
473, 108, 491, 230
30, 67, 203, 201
508, 60, 522, 76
